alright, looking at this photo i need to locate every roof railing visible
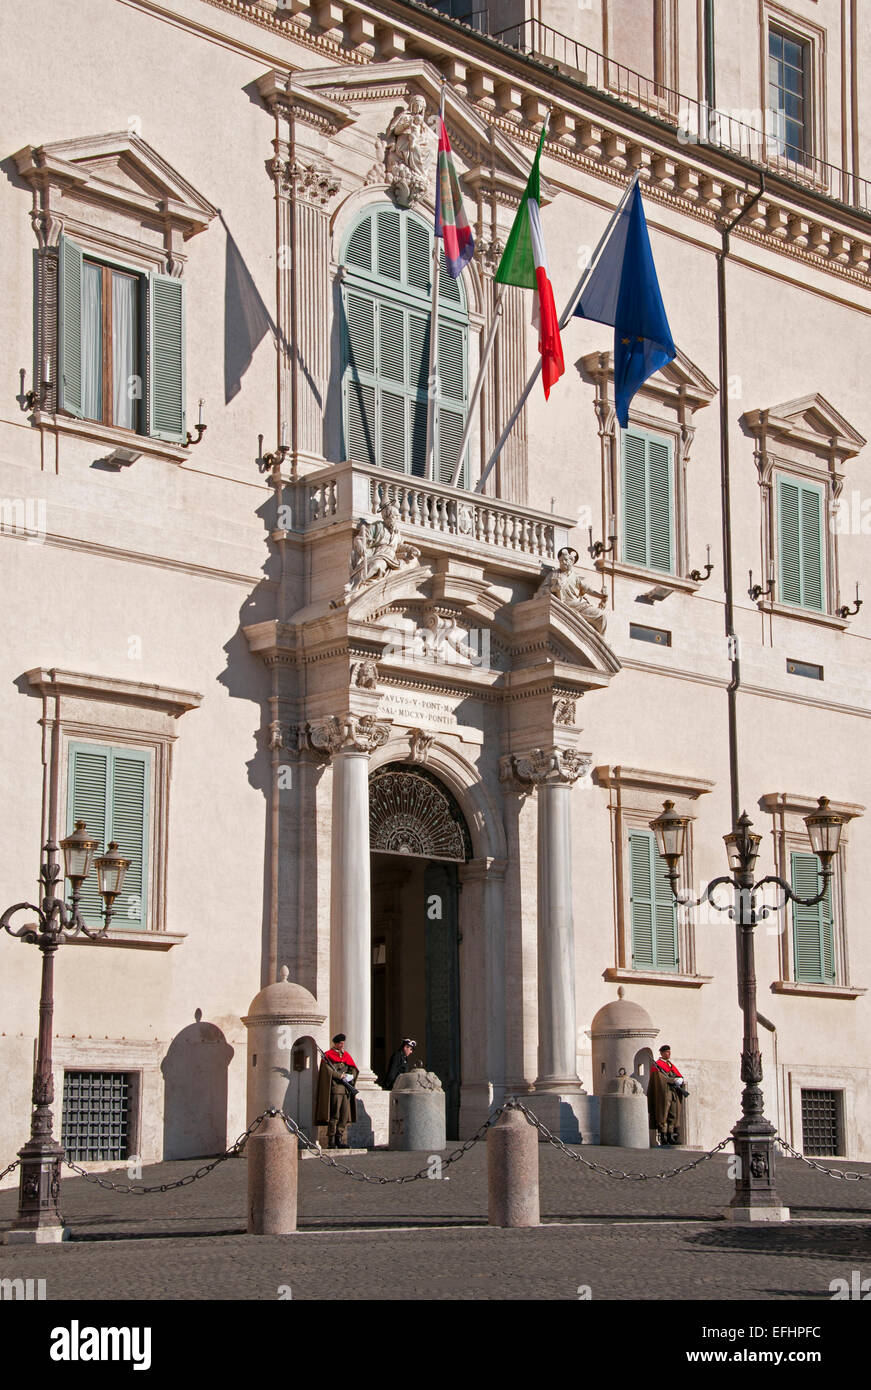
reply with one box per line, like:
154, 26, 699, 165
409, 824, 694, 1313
484, 17, 871, 215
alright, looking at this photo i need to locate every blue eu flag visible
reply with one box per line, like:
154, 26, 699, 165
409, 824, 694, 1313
573, 182, 676, 427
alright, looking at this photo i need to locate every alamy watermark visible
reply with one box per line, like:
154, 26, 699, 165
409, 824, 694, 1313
1, 497, 46, 543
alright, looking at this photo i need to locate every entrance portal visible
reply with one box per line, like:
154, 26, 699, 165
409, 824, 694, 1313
368, 763, 471, 1140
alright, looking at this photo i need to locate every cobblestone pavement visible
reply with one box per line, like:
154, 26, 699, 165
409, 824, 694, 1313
1, 1141, 870, 1301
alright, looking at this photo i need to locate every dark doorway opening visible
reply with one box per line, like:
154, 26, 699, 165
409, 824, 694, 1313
371, 853, 461, 1138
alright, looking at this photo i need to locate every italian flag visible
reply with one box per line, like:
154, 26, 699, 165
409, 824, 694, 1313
495, 127, 565, 399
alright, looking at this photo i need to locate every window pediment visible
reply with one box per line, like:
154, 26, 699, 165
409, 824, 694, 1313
14, 132, 216, 265
743, 394, 866, 477
580, 346, 716, 423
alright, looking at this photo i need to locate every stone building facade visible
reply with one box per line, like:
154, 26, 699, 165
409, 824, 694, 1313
1, 0, 870, 1163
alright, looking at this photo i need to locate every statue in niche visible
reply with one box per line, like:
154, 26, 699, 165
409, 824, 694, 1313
331, 503, 421, 607
382, 95, 437, 207
536, 546, 609, 635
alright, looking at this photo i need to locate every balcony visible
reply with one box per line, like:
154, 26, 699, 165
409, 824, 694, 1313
290, 459, 572, 573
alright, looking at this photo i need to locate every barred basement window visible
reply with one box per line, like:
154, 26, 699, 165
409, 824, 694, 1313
61, 1071, 134, 1162
800, 1088, 842, 1156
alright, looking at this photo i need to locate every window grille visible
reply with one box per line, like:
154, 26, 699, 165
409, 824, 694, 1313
61, 1071, 132, 1162
800, 1088, 841, 1156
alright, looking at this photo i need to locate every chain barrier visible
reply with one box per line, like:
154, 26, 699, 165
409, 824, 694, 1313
510, 1101, 734, 1179
276, 1106, 502, 1183
19, 1104, 865, 1200
60, 1112, 272, 1193
775, 1136, 871, 1181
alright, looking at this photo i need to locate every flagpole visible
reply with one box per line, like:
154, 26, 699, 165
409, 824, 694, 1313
425, 85, 447, 482
474, 170, 640, 496
449, 282, 507, 489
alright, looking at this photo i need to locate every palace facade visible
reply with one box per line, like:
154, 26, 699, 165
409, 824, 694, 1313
1, 0, 870, 1164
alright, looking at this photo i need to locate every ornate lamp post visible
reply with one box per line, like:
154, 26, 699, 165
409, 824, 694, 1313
2, 823, 130, 1243
649, 796, 844, 1221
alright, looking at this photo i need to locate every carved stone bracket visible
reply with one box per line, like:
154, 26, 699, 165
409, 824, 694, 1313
500, 747, 592, 788
308, 714, 391, 756
351, 659, 380, 689
553, 696, 578, 726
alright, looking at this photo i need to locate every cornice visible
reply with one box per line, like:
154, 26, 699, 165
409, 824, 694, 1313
25, 668, 203, 718
594, 766, 714, 800
198, 0, 871, 286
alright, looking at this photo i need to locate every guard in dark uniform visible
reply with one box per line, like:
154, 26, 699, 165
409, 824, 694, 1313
384, 1038, 416, 1089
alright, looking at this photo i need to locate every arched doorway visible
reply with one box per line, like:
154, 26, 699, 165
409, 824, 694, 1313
369, 762, 472, 1138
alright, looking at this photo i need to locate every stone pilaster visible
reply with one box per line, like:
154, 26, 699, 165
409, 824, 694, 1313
284, 160, 338, 470
457, 856, 508, 1135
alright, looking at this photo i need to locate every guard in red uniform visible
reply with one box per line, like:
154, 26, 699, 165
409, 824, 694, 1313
315, 1033, 359, 1148
647, 1045, 687, 1145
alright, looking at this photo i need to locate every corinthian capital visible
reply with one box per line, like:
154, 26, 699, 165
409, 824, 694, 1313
307, 714, 391, 757
501, 747, 592, 788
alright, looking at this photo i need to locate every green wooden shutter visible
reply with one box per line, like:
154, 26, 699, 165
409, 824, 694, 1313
622, 430, 673, 572
111, 751, 150, 928
58, 235, 84, 418
67, 744, 110, 926
342, 207, 468, 482
623, 432, 648, 567
67, 743, 150, 930
791, 851, 835, 984
800, 485, 824, 609
406, 218, 431, 293
629, 831, 655, 967
377, 208, 402, 282
346, 216, 372, 273
778, 477, 824, 611
648, 437, 672, 572
652, 837, 679, 970
630, 830, 678, 971
148, 273, 185, 442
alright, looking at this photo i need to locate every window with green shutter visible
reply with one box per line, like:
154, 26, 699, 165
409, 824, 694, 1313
629, 829, 679, 971
66, 743, 151, 930
777, 476, 824, 611
790, 851, 835, 984
57, 234, 185, 443
621, 428, 674, 573
341, 207, 469, 485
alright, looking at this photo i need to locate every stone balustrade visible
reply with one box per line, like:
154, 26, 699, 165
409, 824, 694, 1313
294, 460, 570, 565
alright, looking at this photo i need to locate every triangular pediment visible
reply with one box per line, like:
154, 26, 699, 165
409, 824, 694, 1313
14, 133, 217, 237
580, 345, 716, 412
743, 393, 866, 458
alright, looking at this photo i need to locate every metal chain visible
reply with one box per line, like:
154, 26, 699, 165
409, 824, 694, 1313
511, 1102, 733, 1179
775, 1136, 871, 1181
61, 1112, 271, 1193
0, 1160, 20, 1183
275, 1106, 503, 1183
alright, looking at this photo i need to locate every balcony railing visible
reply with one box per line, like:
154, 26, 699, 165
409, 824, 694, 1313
482, 16, 871, 215
296, 459, 572, 566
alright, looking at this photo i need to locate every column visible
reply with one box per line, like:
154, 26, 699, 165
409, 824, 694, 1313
503, 747, 597, 1143
309, 714, 390, 1087
457, 856, 508, 1135
536, 777, 580, 1090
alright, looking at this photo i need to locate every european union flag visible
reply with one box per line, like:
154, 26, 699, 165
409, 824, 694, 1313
573, 182, 676, 427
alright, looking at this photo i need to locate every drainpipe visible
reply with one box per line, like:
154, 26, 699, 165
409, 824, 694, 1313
717, 174, 764, 1005
703, 0, 716, 110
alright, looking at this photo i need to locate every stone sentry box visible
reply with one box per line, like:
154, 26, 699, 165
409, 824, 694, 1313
589, 989, 659, 1148
242, 967, 327, 1141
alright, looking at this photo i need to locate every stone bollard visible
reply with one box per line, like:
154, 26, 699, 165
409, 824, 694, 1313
247, 1113, 298, 1235
487, 1105, 540, 1228
389, 1069, 446, 1151
599, 1068, 651, 1148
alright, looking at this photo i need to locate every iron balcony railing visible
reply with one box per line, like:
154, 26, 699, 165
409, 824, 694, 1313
486, 17, 871, 215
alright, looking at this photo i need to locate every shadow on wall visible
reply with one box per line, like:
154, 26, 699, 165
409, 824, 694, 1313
161, 1009, 234, 1159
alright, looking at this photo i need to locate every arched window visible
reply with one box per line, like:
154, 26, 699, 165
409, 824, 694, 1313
341, 205, 469, 486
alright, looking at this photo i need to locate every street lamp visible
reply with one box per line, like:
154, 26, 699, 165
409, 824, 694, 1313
1, 823, 130, 1243
649, 796, 844, 1220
